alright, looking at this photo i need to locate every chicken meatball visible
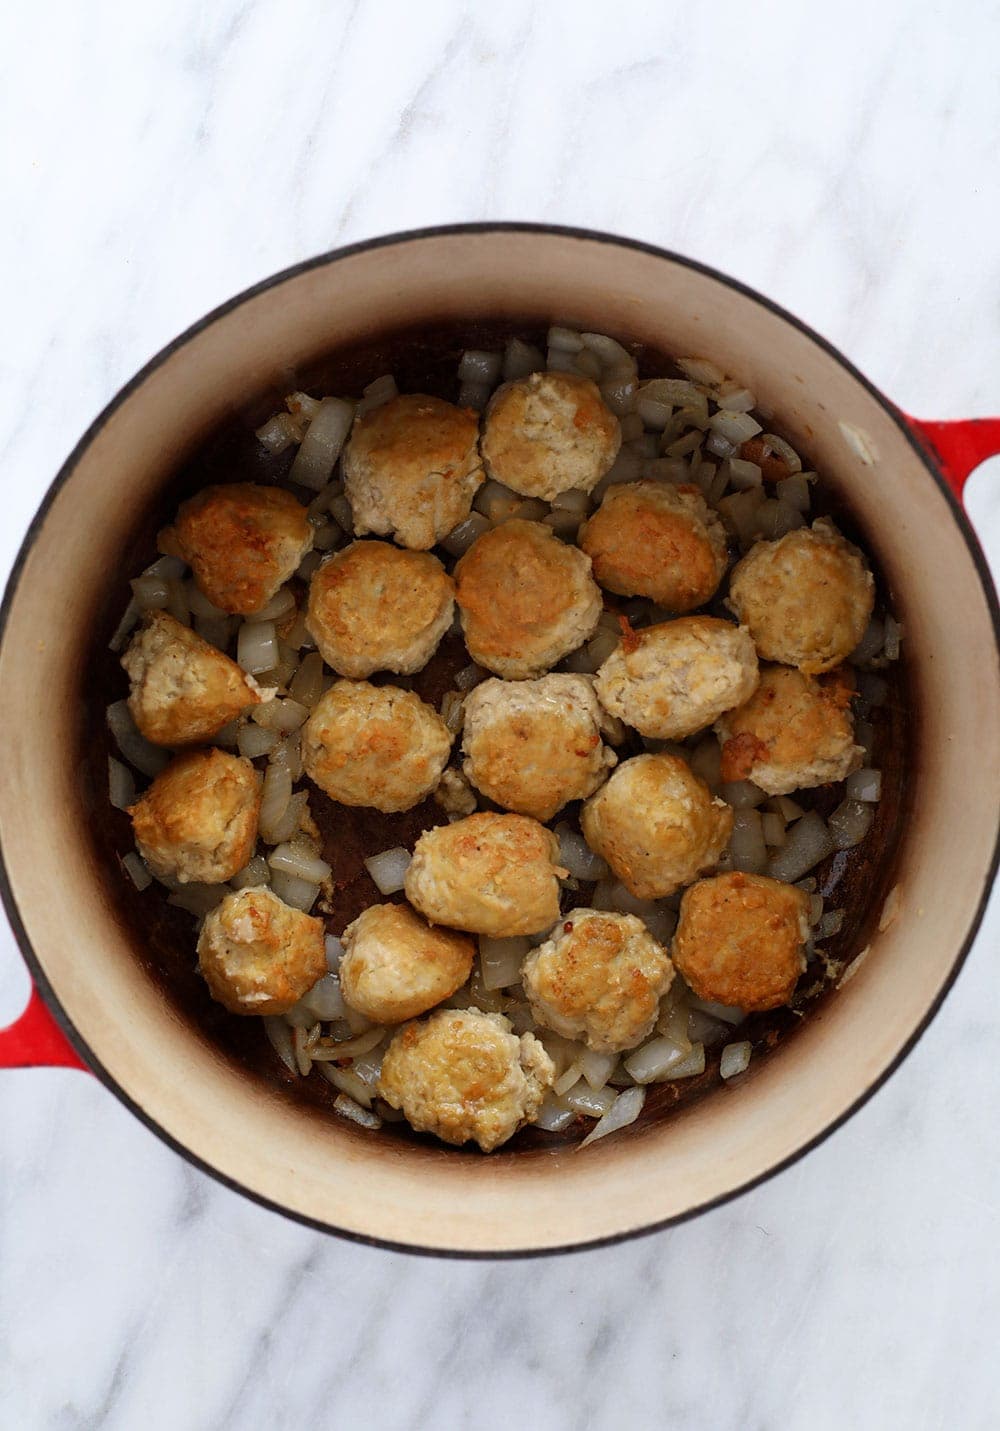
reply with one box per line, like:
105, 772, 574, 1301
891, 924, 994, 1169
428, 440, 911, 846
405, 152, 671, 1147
339, 903, 474, 1025
302, 681, 452, 813
580, 753, 732, 900
344, 394, 483, 550
306, 540, 454, 678
579, 481, 728, 612
405, 811, 565, 937
523, 909, 674, 1053
454, 519, 602, 679
595, 616, 759, 740
164, 483, 313, 615
128, 748, 261, 885
121, 611, 264, 746
197, 886, 326, 1015
715, 664, 862, 795
461, 674, 617, 822
481, 371, 621, 500
377, 1008, 555, 1152
672, 872, 811, 1011
727, 518, 874, 673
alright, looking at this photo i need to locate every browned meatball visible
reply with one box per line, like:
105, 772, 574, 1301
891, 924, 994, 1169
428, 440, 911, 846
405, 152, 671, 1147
672, 872, 810, 1011
128, 748, 261, 884
197, 887, 326, 1015
481, 371, 621, 500
166, 483, 313, 615
339, 903, 475, 1024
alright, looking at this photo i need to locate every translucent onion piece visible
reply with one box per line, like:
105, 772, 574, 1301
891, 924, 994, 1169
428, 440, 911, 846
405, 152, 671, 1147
727, 457, 763, 491
729, 809, 769, 875
502, 338, 544, 380
766, 810, 834, 882
883, 615, 903, 661
479, 935, 531, 990
253, 587, 296, 623
251, 698, 309, 734
758, 433, 803, 473
815, 908, 846, 941
230, 854, 270, 890
237, 620, 278, 675
720, 780, 767, 809
775, 474, 812, 513
325, 935, 344, 972
554, 825, 610, 882
709, 410, 762, 444
714, 384, 756, 413
333, 1094, 382, 1130
237, 722, 279, 759
167, 883, 227, 918
453, 663, 487, 692
269, 869, 320, 913
258, 763, 293, 843
109, 597, 141, 653
535, 1094, 577, 1132
474, 478, 523, 523
130, 573, 170, 611
106, 702, 169, 779
264, 790, 308, 846
827, 798, 875, 850
458, 349, 503, 385
579, 1086, 646, 1149
364, 847, 411, 895
255, 412, 299, 455
286, 398, 355, 491
122, 852, 151, 891
846, 768, 882, 803
108, 756, 136, 811
268, 841, 331, 886
687, 994, 745, 1025
556, 1081, 615, 1118
318, 1063, 374, 1107
458, 380, 491, 412
661, 1042, 706, 1080
623, 1036, 690, 1084
720, 1041, 752, 1080
753, 497, 806, 540
761, 812, 787, 848
677, 356, 725, 385
441, 511, 491, 557
264, 1016, 297, 1074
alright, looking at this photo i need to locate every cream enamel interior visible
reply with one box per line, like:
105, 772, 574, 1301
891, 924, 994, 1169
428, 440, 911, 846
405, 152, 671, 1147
1, 230, 997, 1254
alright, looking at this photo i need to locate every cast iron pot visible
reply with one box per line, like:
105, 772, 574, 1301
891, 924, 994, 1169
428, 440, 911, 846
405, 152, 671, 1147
0, 225, 997, 1257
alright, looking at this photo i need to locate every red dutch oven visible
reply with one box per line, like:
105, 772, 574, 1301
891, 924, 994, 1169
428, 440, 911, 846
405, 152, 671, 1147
0, 225, 997, 1256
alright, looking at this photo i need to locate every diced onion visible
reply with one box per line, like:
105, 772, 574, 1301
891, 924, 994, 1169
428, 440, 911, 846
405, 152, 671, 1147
130, 573, 170, 610
687, 994, 745, 1025
714, 384, 756, 413
458, 380, 492, 411
167, 883, 227, 918
458, 349, 503, 384
579, 1086, 646, 1148
106, 702, 169, 779
109, 597, 141, 652
258, 762, 293, 843
325, 935, 344, 972
122, 852, 151, 891
720, 780, 767, 809
661, 1042, 706, 1080
255, 412, 300, 455
767, 810, 834, 882
599, 376, 637, 417
355, 374, 397, 417
720, 1041, 752, 1080
287, 397, 355, 491
883, 615, 903, 661
580, 1048, 617, 1091
264, 790, 309, 846
686, 1010, 732, 1047
453, 663, 487, 692
268, 841, 331, 886
753, 497, 806, 540
637, 397, 672, 430
252, 587, 296, 623
318, 1063, 373, 1106
775, 474, 812, 512
761, 812, 786, 848
479, 935, 530, 990
108, 756, 136, 811
709, 410, 762, 444
554, 825, 610, 882
677, 356, 725, 385
729, 809, 769, 875
251, 697, 309, 733
333, 1094, 382, 1130
364, 847, 411, 895
543, 509, 582, 540
230, 854, 270, 890
623, 1036, 690, 1084
535, 1094, 577, 1132
758, 433, 803, 473
547, 326, 584, 353
727, 457, 763, 491
288, 652, 327, 709
264, 1016, 297, 1074
441, 512, 490, 557
502, 338, 544, 380
559, 1081, 617, 1118
238, 722, 279, 759
237, 620, 278, 675
815, 908, 846, 941
581, 332, 636, 375
296, 973, 345, 1021
269, 869, 320, 913
474, 478, 523, 523
827, 798, 875, 850
846, 768, 882, 803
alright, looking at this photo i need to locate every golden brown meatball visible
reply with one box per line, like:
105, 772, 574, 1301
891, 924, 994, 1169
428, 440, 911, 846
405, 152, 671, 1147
715, 664, 863, 795
302, 681, 452, 813
461, 674, 617, 822
404, 811, 566, 937
305, 540, 454, 678
128, 748, 261, 885
523, 908, 674, 1053
580, 753, 732, 900
165, 483, 313, 615
672, 872, 810, 1011
454, 519, 602, 679
377, 1008, 555, 1152
579, 481, 727, 611
339, 902, 475, 1024
197, 886, 326, 1015
481, 371, 621, 500
727, 518, 874, 673
595, 616, 758, 740
344, 394, 483, 550
121, 612, 264, 746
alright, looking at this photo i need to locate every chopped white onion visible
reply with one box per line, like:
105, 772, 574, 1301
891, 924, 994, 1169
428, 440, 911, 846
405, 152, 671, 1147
474, 478, 523, 523
252, 587, 296, 623
502, 338, 544, 380
677, 356, 725, 385
288, 652, 327, 709
846, 768, 882, 803
827, 798, 875, 850
269, 868, 320, 913
237, 620, 278, 675
122, 852, 151, 891
251, 697, 309, 733
534, 1093, 577, 1132
324, 934, 344, 972
559, 1081, 617, 1118
815, 908, 846, 941
458, 349, 503, 385
883, 615, 903, 661
364, 847, 411, 895
709, 410, 763, 444
333, 1094, 382, 1130
479, 935, 530, 990
623, 1036, 690, 1084
715, 384, 756, 413
255, 412, 300, 454
258, 762, 293, 843
720, 780, 767, 809
109, 597, 141, 653
167, 883, 227, 918
753, 497, 806, 540
130, 573, 170, 611
554, 825, 609, 882
761, 812, 787, 848
230, 854, 270, 890
287, 397, 355, 491
729, 809, 769, 875
661, 1042, 706, 1079
766, 810, 834, 882
547, 326, 584, 353
453, 663, 487, 692
637, 397, 672, 431
106, 702, 169, 779
318, 1063, 373, 1107
580, 332, 636, 375
355, 374, 397, 417
108, 756, 136, 811
720, 1041, 752, 1080
458, 380, 492, 411
579, 1048, 617, 1092
775, 474, 812, 513
237, 722, 279, 759
687, 994, 745, 1025
599, 376, 637, 417
268, 841, 331, 886
297, 973, 345, 1021
758, 433, 803, 473
579, 1086, 646, 1148
686, 1010, 732, 1047
441, 511, 490, 557
265, 1016, 297, 1074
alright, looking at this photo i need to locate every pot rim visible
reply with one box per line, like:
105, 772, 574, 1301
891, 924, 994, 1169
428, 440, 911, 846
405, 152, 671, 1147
2, 221, 998, 1259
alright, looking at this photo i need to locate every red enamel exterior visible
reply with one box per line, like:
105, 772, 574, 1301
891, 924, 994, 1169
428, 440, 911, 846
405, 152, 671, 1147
0, 983, 87, 1070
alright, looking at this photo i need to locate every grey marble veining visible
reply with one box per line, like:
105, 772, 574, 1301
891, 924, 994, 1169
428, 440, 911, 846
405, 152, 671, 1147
1, 3, 999, 1428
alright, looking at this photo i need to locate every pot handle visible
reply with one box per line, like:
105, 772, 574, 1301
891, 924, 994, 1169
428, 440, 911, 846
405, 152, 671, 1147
0, 983, 88, 1070
907, 416, 1000, 502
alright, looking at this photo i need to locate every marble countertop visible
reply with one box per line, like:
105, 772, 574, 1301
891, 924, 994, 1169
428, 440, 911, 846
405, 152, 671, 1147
2, 3, 998, 1427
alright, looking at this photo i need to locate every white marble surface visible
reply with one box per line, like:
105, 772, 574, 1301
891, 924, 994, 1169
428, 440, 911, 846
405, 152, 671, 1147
1, 3, 999, 1427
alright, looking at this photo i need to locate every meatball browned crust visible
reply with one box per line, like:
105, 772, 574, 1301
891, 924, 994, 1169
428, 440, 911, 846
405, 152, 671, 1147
339, 903, 475, 1025
481, 371, 621, 500
128, 748, 261, 884
197, 886, 326, 1016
